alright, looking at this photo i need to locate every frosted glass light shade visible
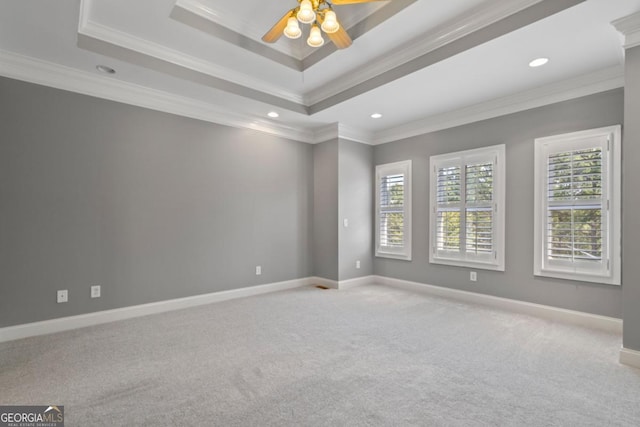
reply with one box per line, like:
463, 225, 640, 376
321, 10, 339, 33
307, 24, 324, 47
297, 0, 316, 24
284, 17, 302, 39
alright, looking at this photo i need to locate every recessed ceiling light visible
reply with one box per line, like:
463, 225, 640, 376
371, 113, 383, 119
268, 111, 279, 118
529, 58, 549, 68
96, 65, 116, 74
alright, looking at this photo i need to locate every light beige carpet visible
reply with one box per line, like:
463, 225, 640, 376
1, 284, 639, 426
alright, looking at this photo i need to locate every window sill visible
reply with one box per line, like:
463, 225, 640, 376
534, 268, 620, 286
430, 257, 504, 272
376, 251, 412, 261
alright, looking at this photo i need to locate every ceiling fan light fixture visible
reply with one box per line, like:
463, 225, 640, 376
321, 10, 339, 34
262, 0, 353, 49
284, 17, 302, 39
307, 24, 325, 47
297, 0, 316, 24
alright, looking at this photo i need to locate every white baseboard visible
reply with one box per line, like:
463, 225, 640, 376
0, 274, 623, 343
376, 276, 623, 334
0, 277, 312, 343
620, 347, 640, 369
338, 275, 378, 290
309, 276, 339, 289
309, 275, 377, 290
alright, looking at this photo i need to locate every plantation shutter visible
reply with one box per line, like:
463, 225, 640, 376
436, 165, 461, 254
534, 125, 620, 284
544, 139, 607, 269
434, 157, 496, 261
465, 161, 494, 256
376, 161, 412, 260
379, 173, 405, 249
430, 145, 504, 270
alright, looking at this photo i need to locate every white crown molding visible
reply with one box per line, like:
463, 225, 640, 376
175, 0, 282, 47
0, 277, 313, 343
312, 123, 373, 144
612, 11, 640, 49
78, 18, 303, 105
313, 123, 340, 143
1, 49, 620, 147
338, 123, 373, 144
0, 49, 315, 143
373, 66, 624, 145
174, 0, 304, 60
304, 0, 545, 105
78, 0, 91, 30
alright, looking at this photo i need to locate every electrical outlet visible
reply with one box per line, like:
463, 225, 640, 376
343, 218, 349, 228
57, 290, 68, 303
256, 265, 261, 275
356, 260, 361, 269
470, 271, 477, 282
91, 285, 101, 298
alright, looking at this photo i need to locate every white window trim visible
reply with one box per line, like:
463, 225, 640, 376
375, 160, 412, 261
429, 144, 506, 271
533, 125, 621, 285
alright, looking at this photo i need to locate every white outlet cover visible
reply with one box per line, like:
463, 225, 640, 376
57, 290, 68, 303
91, 285, 101, 298
256, 266, 261, 275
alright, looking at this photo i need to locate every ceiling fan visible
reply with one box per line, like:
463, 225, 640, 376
262, 0, 385, 49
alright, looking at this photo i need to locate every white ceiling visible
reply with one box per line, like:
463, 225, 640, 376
0, 0, 638, 144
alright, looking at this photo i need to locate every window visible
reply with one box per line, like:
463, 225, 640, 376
429, 145, 505, 270
534, 126, 621, 285
376, 160, 412, 260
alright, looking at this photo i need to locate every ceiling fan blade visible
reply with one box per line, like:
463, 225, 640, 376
262, 9, 295, 43
321, 16, 352, 49
331, 0, 386, 4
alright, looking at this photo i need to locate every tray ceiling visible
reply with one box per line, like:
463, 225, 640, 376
1, 0, 639, 143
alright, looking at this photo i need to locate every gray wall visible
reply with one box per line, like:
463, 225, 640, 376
373, 89, 624, 318
313, 138, 373, 282
623, 46, 640, 350
338, 139, 373, 280
0, 76, 629, 327
312, 139, 339, 281
0, 77, 313, 327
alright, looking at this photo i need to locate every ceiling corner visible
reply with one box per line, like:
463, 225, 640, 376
612, 11, 640, 49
